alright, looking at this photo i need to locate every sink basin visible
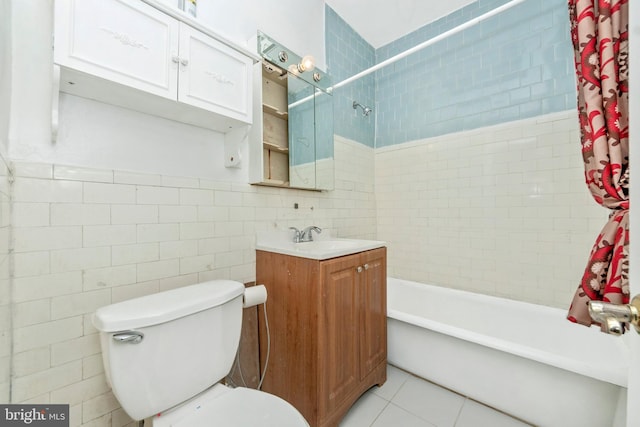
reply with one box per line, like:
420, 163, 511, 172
256, 235, 386, 260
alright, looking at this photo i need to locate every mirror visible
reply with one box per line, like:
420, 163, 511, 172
288, 74, 334, 190
253, 31, 334, 191
288, 73, 316, 189
313, 86, 334, 190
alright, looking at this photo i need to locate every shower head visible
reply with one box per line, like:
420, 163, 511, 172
353, 101, 373, 117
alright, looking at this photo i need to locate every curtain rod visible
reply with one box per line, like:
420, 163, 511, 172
330, 0, 527, 91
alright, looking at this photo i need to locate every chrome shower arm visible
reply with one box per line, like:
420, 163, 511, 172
353, 101, 373, 116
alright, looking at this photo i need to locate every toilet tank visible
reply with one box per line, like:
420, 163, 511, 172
92, 280, 245, 421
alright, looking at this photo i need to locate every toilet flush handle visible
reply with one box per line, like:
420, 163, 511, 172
113, 331, 144, 344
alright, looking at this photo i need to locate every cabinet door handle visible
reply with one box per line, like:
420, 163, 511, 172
171, 55, 180, 63
357, 266, 363, 273
180, 58, 189, 66
363, 263, 369, 270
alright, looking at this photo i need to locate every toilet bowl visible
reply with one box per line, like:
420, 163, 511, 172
152, 384, 307, 427
92, 280, 308, 426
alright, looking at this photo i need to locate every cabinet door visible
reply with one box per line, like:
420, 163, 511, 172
54, 0, 179, 99
319, 254, 360, 420
178, 24, 252, 123
288, 73, 316, 189
359, 248, 387, 378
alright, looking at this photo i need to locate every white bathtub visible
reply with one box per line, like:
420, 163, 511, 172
386, 278, 629, 427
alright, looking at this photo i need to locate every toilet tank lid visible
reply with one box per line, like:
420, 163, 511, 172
92, 280, 245, 332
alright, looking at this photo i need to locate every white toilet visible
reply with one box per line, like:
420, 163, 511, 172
92, 279, 308, 427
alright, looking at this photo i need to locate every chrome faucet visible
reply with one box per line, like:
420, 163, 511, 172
300, 226, 322, 242
289, 227, 302, 243
588, 296, 640, 335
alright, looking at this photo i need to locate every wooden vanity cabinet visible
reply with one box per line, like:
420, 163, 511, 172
256, 247, 387, 427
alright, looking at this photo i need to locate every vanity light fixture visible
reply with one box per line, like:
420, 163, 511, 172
297, 55, 315, 73
258, 31, 331, 91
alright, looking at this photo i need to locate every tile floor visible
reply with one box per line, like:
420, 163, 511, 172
340, 365, 533, 427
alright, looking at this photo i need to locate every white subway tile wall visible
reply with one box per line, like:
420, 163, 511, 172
8, 137, 376, 426
5, 113, 605, 424
0, 154, 10, 404
375, 111, 605, 307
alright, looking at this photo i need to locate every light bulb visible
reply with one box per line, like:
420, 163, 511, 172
297, 55, 315, 73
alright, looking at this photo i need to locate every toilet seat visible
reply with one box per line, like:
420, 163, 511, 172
152, 384, 309, 427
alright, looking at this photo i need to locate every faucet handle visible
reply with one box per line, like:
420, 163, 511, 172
300, 226, 322, 242
289, 227, 301, 243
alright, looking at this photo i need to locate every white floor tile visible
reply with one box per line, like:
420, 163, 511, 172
371, 365, 410, 401
341, 366, 529, 427
455, 400, 532, 427
371, 403, 436, 427
339, 390, 388, 427
391, 376, 465, 427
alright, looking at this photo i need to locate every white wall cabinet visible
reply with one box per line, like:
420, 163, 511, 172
54, 0, 254, 132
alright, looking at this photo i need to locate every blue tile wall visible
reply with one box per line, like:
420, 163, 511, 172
375, 0, 575, 147
325, 0, 576, 148
325, 6, 376, 148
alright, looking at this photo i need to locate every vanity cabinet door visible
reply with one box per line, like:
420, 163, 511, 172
359, 248, 387, 378
54, 0, 179, 99
178, 25, 252, 123
318, 254, 360, 420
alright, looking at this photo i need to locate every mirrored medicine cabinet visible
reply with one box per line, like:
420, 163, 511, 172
248, 31, 334, 191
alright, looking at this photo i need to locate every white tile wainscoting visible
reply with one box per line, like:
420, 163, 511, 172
7, 135, 377, 426
0, 154, 11, 404
375, 110, 606, 308
4, 110, 606, 425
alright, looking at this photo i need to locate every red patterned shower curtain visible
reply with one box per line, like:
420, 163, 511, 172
566, 0, 629, 329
